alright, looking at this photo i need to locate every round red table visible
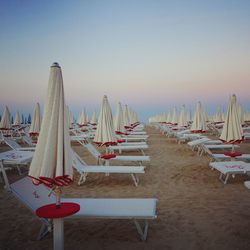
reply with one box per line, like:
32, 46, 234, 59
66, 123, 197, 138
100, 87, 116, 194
36, 202, 80, 250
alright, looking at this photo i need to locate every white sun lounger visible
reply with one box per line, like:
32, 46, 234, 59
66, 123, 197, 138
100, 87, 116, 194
209, 161, 250, 184
72, 151, 145, 186
10, 176, 157, 241
121, 134, 149, 142
82, 143, 150, 166
208, 153, 250, 162
0, 150, 34, 190
108, 144, 148, 155
3, 137, 36, 151
129, 131, 147, 135
199, 143, 240, 156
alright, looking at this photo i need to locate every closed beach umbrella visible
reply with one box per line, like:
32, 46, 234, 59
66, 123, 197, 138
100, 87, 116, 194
81, 108, 88, 126
29, 63, 72, 185
29, 63, 78, 250
90, 110, 97, 125
69, 110, 74, 127
166, 111, 172, 124
178, 105, 188, 127
220, 94, 243, 145
0, 106, 11, 129
171, 107, 178, 125
123, 104, 131, 128
190, 101, 207, 132
13, 111, 21, 126
93, 95, 117, 146
214, 106, 223, 123
29, 103, 41, 135
114, 102, 125, 134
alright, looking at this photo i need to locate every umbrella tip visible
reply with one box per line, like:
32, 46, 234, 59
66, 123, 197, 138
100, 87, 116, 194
51, 62, 60, 68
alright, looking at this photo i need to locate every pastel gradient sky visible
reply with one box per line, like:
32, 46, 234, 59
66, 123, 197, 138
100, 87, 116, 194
0, 0, 250, 121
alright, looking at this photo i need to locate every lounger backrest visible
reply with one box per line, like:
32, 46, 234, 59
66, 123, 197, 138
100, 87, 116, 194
22, 135, 34, 146
0, 132, 3, 142
83, 143, 100, 159
10, 177, 55, 212
4, 137, 22, 149
71, 149, 89, 170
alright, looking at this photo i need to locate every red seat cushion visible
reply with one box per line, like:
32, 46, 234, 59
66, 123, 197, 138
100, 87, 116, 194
100, 154, 117, 160
224, 152, 242, 157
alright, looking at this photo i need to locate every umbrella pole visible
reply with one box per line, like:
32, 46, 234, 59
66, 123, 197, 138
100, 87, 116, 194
54, 186, 64, 250
231, 144, 235, 153
55, 186, 62, 208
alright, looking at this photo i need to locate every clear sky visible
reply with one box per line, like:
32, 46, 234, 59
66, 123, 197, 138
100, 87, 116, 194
0, 0, 250, 121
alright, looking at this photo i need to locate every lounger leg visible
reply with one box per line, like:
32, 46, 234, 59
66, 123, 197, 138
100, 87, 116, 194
37, 222, 51, 240
134, 219, 149, 241
219, 173, 230, 184
78, 173, 87, 185
16, 164, 22, 175
131, 174, 139, 186
0, 161, 10, 191
140, 149, 145, 156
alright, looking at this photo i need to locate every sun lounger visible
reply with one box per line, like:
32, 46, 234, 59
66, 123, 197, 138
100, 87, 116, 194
10, 176, 157, 241
129, 131, 147, 135
0, 150, 34, 190
119, 135, 149, 142
209, 161, 250, 184
208, 153, 250, 162
72, 151, 145, 186
81, 143, 150, 166
2, 137, 36, 151
22, 134, 36, 146
108, 144, 148, 155
199, 143, 240, 156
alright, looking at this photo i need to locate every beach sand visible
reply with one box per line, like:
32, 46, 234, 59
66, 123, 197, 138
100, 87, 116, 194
1, 126, 250, 250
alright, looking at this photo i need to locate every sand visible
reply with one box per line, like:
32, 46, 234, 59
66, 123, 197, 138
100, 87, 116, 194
1, 126, 250, 250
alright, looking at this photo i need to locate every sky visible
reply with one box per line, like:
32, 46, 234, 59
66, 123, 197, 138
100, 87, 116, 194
0, 0, 250, 122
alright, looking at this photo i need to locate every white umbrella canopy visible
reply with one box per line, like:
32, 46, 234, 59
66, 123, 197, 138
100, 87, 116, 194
90, 110, 97, 125
220, 94, 243, 144
78, 108, 88, 126
114, 102, 125, 134
13, 111, 21, 126
93, 95, 117, 146
178, 105, 188, 127
237, 103, 245, 125
0, 106, 11, 129
123, 104, 131, 128
171, 107, 178, 125
166, 111, 172, 124
29, 103, 41, 135
244, 110, 250, 122
28, 63, 72, 187
190, 101, 207, 132
214, 106, 223, 123
69, 110, 74, 126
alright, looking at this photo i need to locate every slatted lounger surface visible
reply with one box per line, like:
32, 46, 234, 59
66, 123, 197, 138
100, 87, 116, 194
72, 151, 145, 186
3, 137, 36, 151
0, 150, 34, 190
209, 161, 250, 184
10, 177, 157, 241
209, 153, 250, 162
82, 143, 150, 166
108, 145, 148, 155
